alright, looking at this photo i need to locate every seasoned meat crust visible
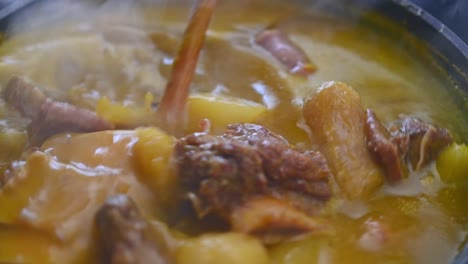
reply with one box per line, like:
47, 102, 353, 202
174, 123, 332, 219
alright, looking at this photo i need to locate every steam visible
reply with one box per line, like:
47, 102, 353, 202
5, 0, 194, 37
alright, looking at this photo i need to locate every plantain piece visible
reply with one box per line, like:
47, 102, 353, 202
255, 29, 316, 77
157, 0, 217, 134
95, 195, 173, 264
303, 82, 384, 199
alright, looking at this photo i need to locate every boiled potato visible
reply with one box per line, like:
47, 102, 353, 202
96, 93, 155, 127
0, 152, 48, 223
0, 130, 27, 162
0, 227, 54, 264
270, 236, 326, 264
175, 233, 269, 264
436, 143, 468, 184
134, 127, 177, 204
186, 94, 267, 134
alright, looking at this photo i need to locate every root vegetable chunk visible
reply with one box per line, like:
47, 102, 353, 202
303, 82, 384, 198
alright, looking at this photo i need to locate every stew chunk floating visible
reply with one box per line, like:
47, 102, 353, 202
0, 0, 467, 263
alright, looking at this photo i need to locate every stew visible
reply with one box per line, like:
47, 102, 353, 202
0, 0, 466, 263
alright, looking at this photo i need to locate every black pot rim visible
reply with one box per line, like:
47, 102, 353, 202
392, 0, 468, 59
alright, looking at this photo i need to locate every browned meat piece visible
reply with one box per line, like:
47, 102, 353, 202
28, 100, 114, 145
177, 131, 268, 218
95, 195, 172, 264
365, 109, 407, 183
223, 124, 331, 199
230, 197, 330, 244
255, 29, 316, 76
389, 117, 453, 171
2, 76, 114, 145
175, 123, 332, 239
303, 82, 384, 199
2, 76, 47, 119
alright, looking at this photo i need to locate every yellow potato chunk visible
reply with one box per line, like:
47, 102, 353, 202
96, 93, 155, 128
270, 236, 326, 264
134, 127, 177, 204
186, 94, 267, 134
303, 82, 384, 198
436, 143, 468, 184
175, 233, 269, 264
0, 227, 54, 264
0, 152, 48, 223
0, 130, 27, 164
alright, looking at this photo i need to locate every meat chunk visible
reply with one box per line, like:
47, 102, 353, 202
2, 76, 47, 119
175, 123, 332, 239
28, 99, 114, 145
2, 76, 113, 145
255, 29, 316, 76
365, 109, 407, 183
223, 124, 331, 198
389, 117, 453, 171
177, 131, 267, 218
303, 82, 384, 198
95, 195, 172, 264
365, 110, 452, 182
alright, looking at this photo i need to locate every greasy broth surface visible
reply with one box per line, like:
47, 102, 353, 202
0, 0, 466, 263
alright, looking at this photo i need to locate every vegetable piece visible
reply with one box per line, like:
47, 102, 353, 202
269, 236, 327, 264
0, 227, 54, 264
255, 29, 316, 76
96, 93, 155, 128
436, 144, 468, 184
95, 195, 172, 264
186, 94, 267, 134
0, 152, 48, 223
157, 0, 217, 133
230, 197, 330, 244
175, 233, 269, 264
0, 129, 27, 167
365, 109, 407, 183
303, 82, 384, 198
133, 127, 177, 205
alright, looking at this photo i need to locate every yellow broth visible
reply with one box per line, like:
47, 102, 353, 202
0, 0, 466, 263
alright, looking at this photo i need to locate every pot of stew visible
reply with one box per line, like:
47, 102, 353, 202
0, 0, 466, 263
